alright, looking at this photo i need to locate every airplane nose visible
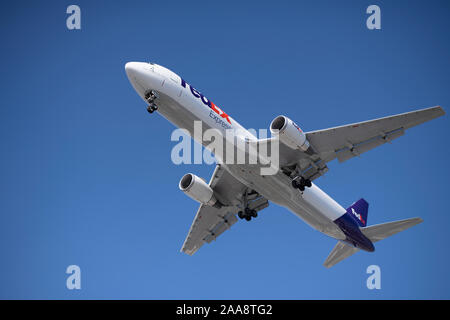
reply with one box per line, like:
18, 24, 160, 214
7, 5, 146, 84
125, 61, 157, 83
125, 62, 141, 78
125, 61, 150, 94
125, 61, 164, 99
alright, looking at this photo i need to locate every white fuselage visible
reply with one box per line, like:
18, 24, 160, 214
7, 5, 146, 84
125, 62, 347, 240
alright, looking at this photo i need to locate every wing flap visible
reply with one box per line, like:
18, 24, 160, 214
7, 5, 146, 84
181, 197, 241, 255
203, 211, 238, 244
307, 106, 444, 163
335, 127, 405, 163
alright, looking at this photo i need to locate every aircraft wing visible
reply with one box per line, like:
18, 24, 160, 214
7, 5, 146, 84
263, 106, 444, 182
307, 106, 445, 163
181, 164, 269, 255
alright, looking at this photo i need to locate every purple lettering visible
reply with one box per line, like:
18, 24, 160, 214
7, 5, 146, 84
190, 86, 201, 98
200, 94, 211, 107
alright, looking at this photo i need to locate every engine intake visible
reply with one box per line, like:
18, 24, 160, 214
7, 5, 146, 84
270, 115, 310, 151
179, 173, 217, 206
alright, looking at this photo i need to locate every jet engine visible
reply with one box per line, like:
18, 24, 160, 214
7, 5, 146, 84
179, 173, 217, 206
270, 115, 310, 151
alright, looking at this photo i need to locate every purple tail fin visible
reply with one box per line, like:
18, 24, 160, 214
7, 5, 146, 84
347, 198, 369, 227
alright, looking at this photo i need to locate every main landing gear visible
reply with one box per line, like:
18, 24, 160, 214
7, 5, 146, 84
238, 207, 258, 222
237, 189, 267, 222
145, 90, 158, 114
291, 176, 312, 192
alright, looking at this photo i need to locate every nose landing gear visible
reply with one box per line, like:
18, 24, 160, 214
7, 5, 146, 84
147, 104, 158, 114
145, 90, 159, 114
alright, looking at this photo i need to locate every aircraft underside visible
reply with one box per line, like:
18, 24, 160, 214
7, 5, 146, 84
125, 61, 441, 267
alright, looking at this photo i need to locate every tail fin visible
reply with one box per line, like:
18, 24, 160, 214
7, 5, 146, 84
324, 217, 423, 268
360, 217, 423, 242
347, 198, 369, 227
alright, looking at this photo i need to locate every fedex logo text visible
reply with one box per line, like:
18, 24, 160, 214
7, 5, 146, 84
351, 208, 365, 224
181, 79, 232, 125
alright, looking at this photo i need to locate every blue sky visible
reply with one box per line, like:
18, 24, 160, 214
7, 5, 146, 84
0, 0, 449, 299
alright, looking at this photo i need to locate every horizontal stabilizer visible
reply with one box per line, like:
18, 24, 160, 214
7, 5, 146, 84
323, 241, 359, 268
360, 217, 423, 242
324, 217, 423, 268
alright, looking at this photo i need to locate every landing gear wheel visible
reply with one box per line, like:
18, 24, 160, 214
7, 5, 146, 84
238, 208, 258, 220
147, 104, 158, 114
292, 177, 305, 190
305, 179, 312, 188
144, 90, 157, 102
145, 90, 159, 113
292, 176, 311, 190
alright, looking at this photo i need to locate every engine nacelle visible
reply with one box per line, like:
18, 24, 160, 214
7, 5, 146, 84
179, 173, 217, 206
270, 115, 310, 151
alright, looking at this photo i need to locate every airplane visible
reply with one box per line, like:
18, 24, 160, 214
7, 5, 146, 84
125, 61, 445, 267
